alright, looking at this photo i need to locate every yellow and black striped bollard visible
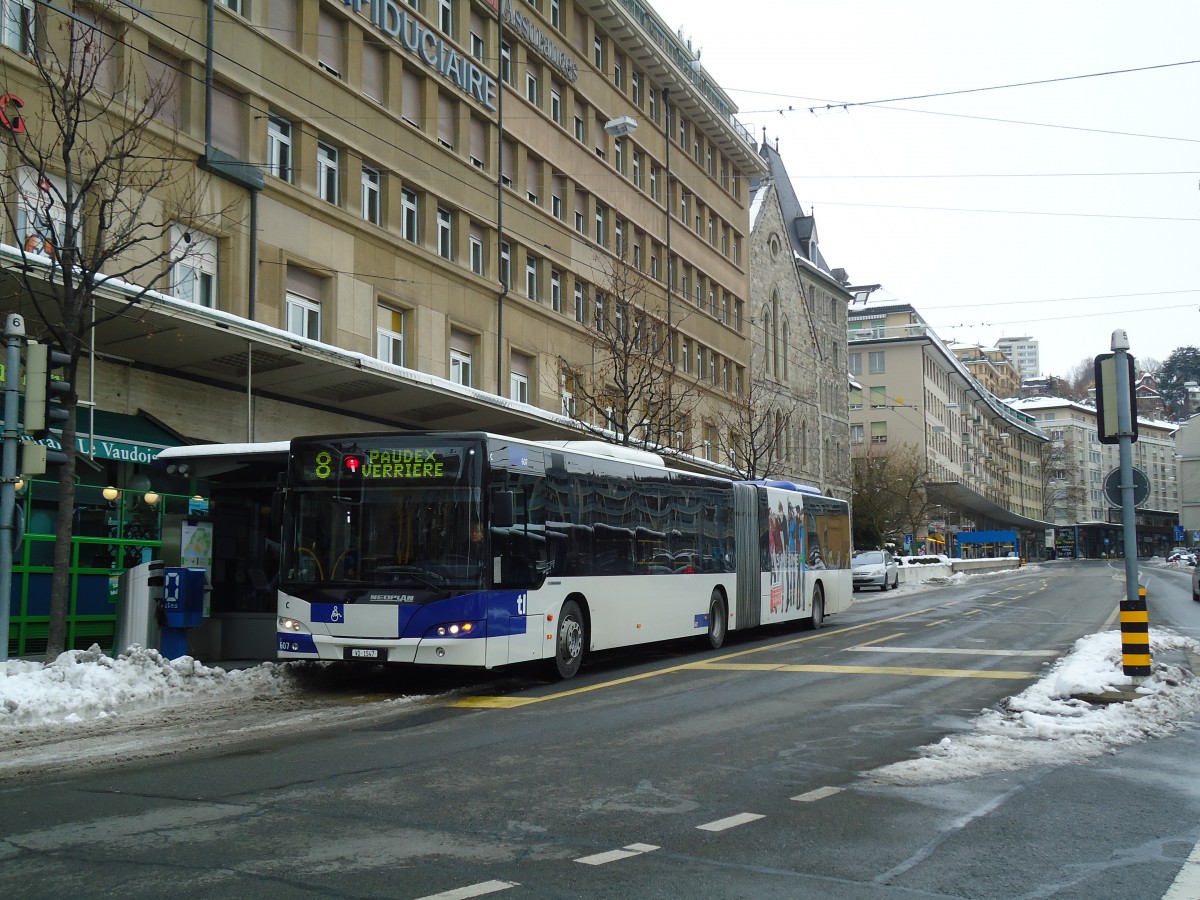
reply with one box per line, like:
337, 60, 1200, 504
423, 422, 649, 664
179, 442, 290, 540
1119, 585, 1151, 678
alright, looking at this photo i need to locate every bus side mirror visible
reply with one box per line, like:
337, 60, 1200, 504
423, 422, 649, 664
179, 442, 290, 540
492, 491, 515, 528
270, 491, 283, 531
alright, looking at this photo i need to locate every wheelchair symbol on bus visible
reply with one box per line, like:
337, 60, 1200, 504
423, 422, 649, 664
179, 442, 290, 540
329, 605, 342, 622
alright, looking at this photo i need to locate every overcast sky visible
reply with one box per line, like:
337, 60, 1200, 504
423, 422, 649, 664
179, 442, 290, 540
646, 0, 1199, 378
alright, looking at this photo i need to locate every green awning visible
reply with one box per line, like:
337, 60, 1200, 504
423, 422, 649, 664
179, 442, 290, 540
28, 410, 184, 463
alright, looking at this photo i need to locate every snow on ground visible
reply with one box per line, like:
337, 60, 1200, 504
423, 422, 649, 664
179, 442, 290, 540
867, 627, 1200, 786
0, 645, 297, 729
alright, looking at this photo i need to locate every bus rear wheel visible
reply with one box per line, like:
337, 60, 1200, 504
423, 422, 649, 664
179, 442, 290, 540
706, 591, 727, 650
552, 600, 585, 679
807, 586, 824, 630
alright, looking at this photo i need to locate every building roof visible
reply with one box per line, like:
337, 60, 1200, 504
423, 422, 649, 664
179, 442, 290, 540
752, 139, 834, 275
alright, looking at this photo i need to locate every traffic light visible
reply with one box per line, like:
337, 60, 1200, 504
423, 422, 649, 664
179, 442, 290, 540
23, 341, 71, 440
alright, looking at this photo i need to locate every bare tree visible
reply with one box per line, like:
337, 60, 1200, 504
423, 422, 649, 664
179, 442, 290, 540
711, 373, 791, 480
851, 442, 929, 550
558, 254, 700, 451
2, 1, 222, 658
1038, 434, 1088, 522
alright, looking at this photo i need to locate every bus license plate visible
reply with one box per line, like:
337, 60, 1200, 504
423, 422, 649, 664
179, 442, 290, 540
346, 647, 383, 661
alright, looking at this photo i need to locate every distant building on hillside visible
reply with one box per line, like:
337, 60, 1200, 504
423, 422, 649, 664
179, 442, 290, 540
997, 336, 1040, 380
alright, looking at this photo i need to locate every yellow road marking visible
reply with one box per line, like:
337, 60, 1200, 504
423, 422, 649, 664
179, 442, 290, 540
848, 646, 1057, 658
450, 595, 1039, 708
693, 662, 1037, 679
925, 619, 950, 627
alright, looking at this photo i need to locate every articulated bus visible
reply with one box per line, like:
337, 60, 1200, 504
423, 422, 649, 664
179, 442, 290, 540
277, 432, 851, 677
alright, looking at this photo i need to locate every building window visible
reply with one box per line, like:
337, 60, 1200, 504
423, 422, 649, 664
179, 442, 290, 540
266, 115, 293, 182
525, 254, 540, 299
549, 0, 560, 28
648, 88, 657, 123
550, 269, 561, 312
593, 35, 602, 69
849, 351, 862, 376
286, 292, 321, 340
15, 169, 73, 257
470, 30, 484, 60
870, 386, 887, 408
870, 421, 888, 444
574, 282, 586, 323
450, 348, 472, 386
509, 370, 529, 404
631, 71, 642, 106
869, 350, 886, 374
594, 204, 606, 245
649, 165, 657, 200
361, 165, 381, 223
317, 8, 345, 77
469, 230, 484, 274
499, 240, 511, 288
550, 88, 562, 124
613, 62, 622, 89
438, 0, 453, 36
574, 114, 584, 142
851, 423, 864, 445
2, 0, 34, 52
500, 41, 512, 84
561, 371, 577, 417
377, 306, 405, 366
526, 68, 539, 105
437, 207, 453, 259
401, 188, 419, 242
317, 142, 339, 204
169, 225, 217, 308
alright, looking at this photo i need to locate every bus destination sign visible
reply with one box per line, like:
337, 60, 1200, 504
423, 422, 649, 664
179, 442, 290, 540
308, 448, 451, 481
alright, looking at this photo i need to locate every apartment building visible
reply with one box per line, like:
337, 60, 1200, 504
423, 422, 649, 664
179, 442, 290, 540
1, 0, 763, 654
847, 292, 1049, 558
1008, 395, 1180, 557
996, 335, 1040, 381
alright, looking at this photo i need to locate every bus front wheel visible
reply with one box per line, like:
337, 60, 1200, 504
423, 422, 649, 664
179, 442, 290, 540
808, 586, 824, 630
552, 600, 585, 679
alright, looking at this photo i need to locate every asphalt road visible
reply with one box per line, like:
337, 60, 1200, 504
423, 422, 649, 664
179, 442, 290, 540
2, 560, 1199, 899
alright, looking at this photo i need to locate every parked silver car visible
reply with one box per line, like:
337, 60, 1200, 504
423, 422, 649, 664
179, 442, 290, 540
852, 550, 899, 592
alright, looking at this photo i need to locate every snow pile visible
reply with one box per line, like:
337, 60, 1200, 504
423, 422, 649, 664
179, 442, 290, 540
0, 644, 297, 728
868, 628, 1200, 785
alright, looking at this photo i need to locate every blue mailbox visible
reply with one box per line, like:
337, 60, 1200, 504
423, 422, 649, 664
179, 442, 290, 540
161, 567, 208, 658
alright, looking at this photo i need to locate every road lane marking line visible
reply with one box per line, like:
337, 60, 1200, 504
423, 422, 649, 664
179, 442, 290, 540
449, 696, 539, 708
847, 646, 1058, 658
451, 598, 988, 708
963, 609, 982, 616
415, 880, 519, 899
854, 633, 907, 648
792, 786, 844, 802
696, 663, 1037, 679
925, 619, 950, 627
697, 813, 765, 831
575, 843, 660, 865
1163, 838, 1200, 899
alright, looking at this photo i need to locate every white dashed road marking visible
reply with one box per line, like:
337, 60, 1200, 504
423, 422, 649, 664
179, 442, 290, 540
697, 812, 765, 831
415, 880, 519, 899
792, 786, 844, 802
575, 843, 661, 865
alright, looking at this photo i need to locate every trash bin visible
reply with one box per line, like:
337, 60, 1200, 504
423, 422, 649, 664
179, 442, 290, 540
114, 561, 164, 654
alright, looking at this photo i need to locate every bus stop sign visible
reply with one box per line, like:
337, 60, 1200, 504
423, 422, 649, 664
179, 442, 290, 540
1103, 467, 1149, 508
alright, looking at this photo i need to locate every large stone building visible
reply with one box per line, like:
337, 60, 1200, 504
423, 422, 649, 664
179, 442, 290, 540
746, 140, 851, 499
1, 0, 764, 655
846, 291, 1050, 558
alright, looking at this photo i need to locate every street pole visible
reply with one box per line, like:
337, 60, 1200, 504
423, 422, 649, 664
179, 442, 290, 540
0, 313, 26, 663
1112, 331, 1138, 601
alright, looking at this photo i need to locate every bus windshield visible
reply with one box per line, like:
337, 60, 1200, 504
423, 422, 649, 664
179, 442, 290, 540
282, 437, 486, 596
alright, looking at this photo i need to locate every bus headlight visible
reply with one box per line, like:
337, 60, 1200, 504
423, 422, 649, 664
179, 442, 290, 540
435, 622, 475, 637
279, 616, 305, 632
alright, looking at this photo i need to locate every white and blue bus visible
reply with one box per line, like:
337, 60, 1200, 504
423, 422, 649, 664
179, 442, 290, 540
276, 432, 852, 677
